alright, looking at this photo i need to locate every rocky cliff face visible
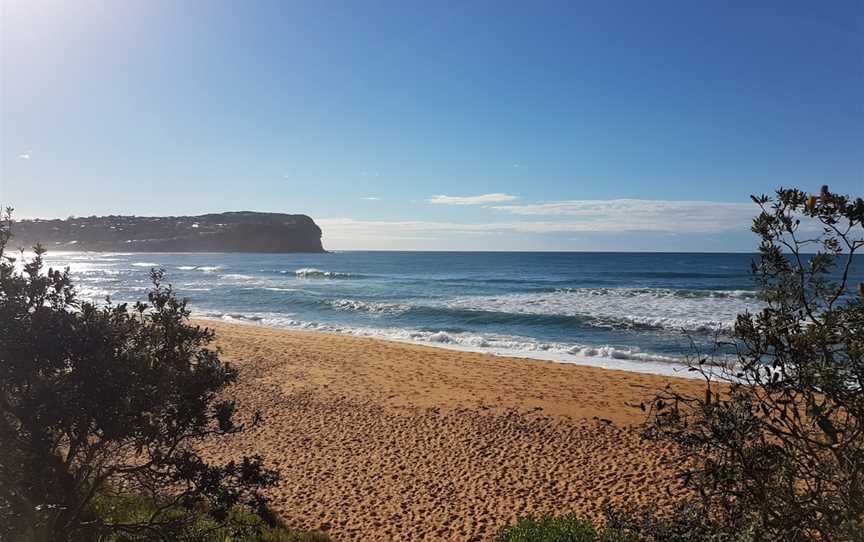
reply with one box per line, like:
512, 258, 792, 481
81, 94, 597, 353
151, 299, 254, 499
12, 212, 325, 253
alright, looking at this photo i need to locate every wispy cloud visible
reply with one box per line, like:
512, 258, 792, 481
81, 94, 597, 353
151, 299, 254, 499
319, 198, 755, 243
17, 153, 31, 160
489, 198, 753, 233
428, 193, 518, 205
361, 196, 381, 201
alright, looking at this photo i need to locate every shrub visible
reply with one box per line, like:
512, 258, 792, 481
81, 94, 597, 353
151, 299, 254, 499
0, 208, 280, 541
493, 514, 632, 542
87, 492, 331, 541
602, 504, 758, 542
642, 187, 864, 541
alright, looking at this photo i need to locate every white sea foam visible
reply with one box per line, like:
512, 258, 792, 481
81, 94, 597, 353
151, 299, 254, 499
445, 288, 762, 332
38, 257, 122, 275
329, 299, 408, 314
317, 287, 762, 333
194, 310, 699, 378
220, 273, 255, 280
177, 265, 224, 272
75, 285, 113, 299
121, 286, 148, 292
131, 262, 159, 267
78, 276, 120, 283
295, 268, 354, 279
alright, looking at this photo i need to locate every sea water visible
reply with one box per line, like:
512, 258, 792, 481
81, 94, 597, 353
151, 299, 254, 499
32, 251, 863, 377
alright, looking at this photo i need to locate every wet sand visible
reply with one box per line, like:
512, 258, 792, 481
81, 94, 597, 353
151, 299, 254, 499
197, 321, 704, 541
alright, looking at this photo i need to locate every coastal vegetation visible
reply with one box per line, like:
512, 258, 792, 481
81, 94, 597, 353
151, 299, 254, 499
493, 514, 630, 542
640, 187, 863, 541
86, 492, 330, 542
10, 212, 324, 253
0, 208, 327, 541
495, 186, 864, 541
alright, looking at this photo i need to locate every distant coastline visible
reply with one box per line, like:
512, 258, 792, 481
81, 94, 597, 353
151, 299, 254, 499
12, 211, 325, 253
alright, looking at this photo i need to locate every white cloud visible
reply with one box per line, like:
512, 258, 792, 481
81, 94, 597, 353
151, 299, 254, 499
428, 193, 518, 205
17, 153, 31, 160
361, 196, 381, 201
319, 198, 754, 244
489, 198, 754, 233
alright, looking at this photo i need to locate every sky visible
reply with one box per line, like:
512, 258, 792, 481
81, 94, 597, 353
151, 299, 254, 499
1, 0, 862, 251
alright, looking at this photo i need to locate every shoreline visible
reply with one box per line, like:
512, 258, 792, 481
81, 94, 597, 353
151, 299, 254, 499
196, 320, 704, 540
195, 315, 702, 379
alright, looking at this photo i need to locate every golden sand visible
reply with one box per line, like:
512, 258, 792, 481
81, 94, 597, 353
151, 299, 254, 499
197, 321, 704, 541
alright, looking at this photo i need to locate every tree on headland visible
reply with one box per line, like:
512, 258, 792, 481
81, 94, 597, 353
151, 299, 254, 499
639, 187, 864, 541
0, 208, 280, 541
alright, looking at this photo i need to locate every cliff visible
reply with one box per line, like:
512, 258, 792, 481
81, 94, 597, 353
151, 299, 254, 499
11, 212, 325, 253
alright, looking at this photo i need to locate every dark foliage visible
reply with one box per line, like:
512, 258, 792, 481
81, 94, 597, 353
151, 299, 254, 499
642, 187, 864, 541
87, 492, 331, 541
0, 208, 279, 541
602, 504, 756, 542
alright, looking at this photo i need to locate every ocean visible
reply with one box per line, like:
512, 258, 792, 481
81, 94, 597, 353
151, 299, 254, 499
35, 251, 862, 377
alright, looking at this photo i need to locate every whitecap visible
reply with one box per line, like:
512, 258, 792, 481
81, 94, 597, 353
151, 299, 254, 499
294, 268, 355, 279
220, 274, 254, 280
177, 265, 224, 272
427, 331, 452, 343
328, 298, 407, 314
445, 287, 762, 333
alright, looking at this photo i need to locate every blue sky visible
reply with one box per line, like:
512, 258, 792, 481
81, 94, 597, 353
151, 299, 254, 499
1, 0, 862, 250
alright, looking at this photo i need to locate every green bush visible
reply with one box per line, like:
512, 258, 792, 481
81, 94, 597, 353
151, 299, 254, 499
643, 187, 864, 541
0, 208, 279, 541
602, 505, 759, 542
87, 491, 331, 542
493, 514, 632, 542
494, 508, 764, 542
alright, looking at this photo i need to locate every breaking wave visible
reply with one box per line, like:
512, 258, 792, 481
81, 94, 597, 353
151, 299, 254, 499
194, 310, 695, 377
317, 288, 761, 333
220, 273, 255, 280
177, 265, 224, 273
328, 299, 409, 314
294, 268, 363, 279
444, 288, 762, 332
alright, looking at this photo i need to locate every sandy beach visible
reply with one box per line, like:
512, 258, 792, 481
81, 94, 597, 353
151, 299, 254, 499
197, 321, 705, 541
